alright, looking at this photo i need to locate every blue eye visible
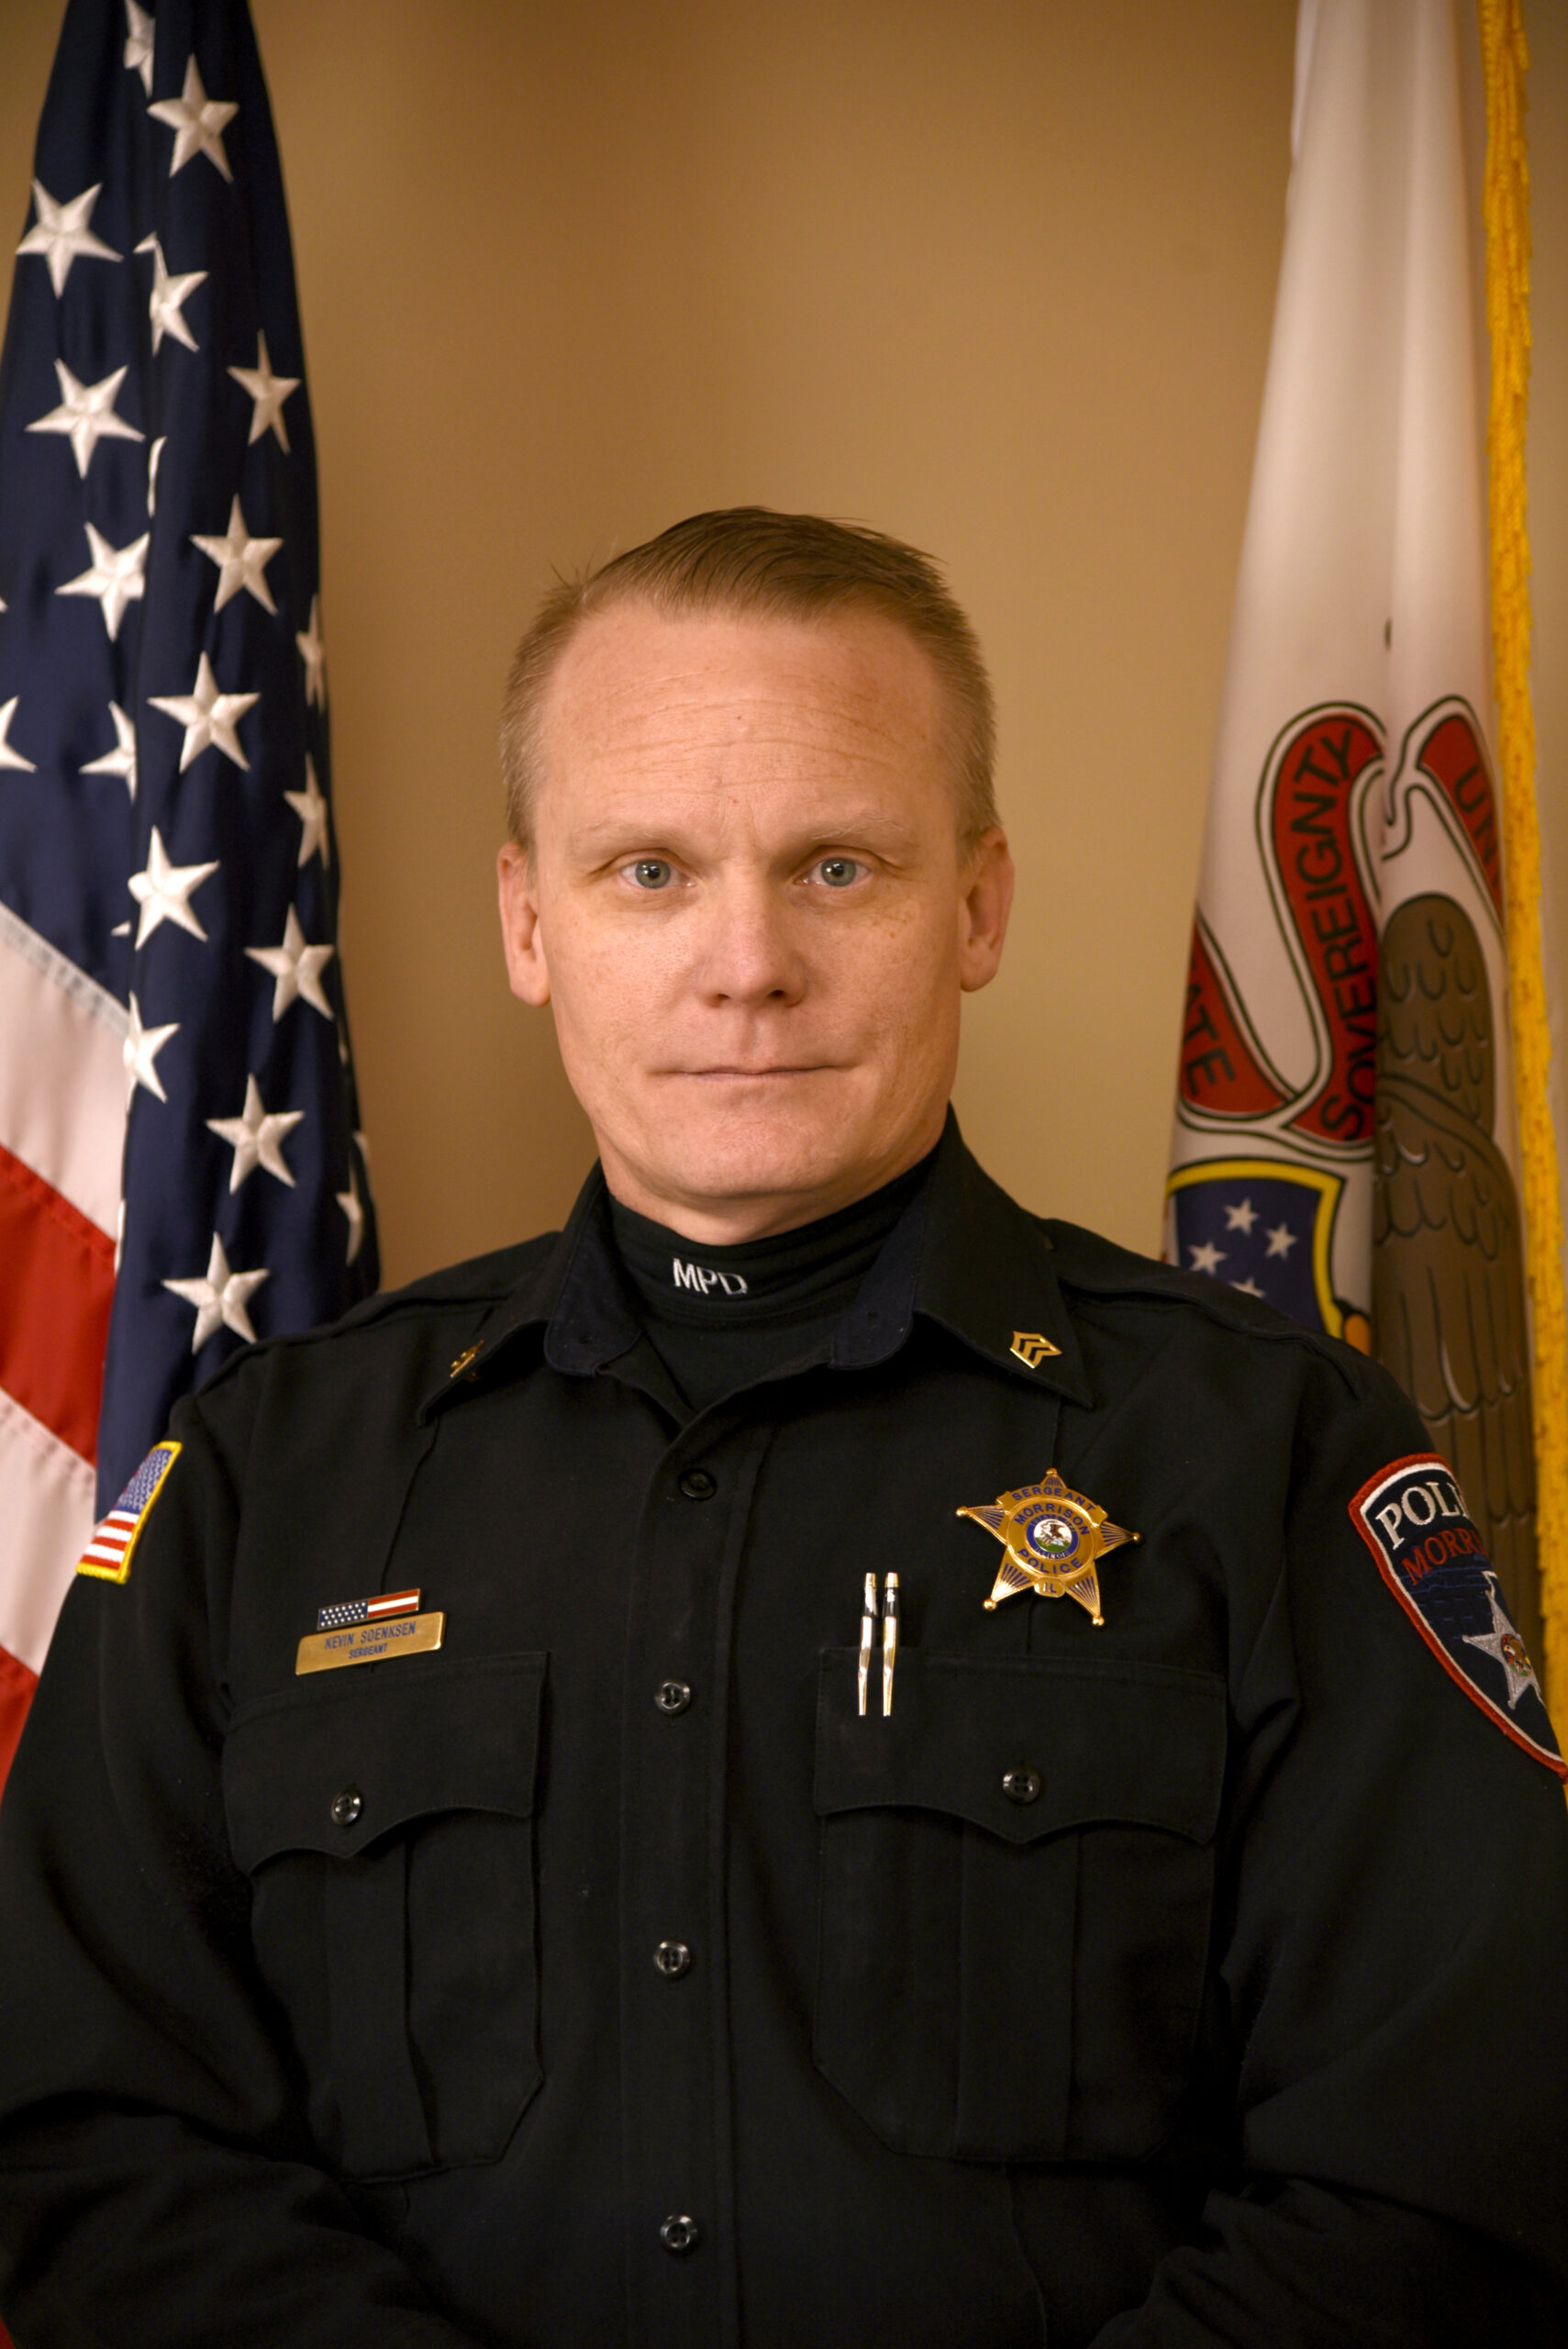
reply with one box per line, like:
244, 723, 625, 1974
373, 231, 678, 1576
816, 857, 861, 888
629, 859, 673, 890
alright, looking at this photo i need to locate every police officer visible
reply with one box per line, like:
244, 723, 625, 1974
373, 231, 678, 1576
1, 509, 1565, 2347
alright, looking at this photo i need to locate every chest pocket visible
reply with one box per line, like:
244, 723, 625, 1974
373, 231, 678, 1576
814, 1648, 1225, 2165
224, 1652, 547, 2181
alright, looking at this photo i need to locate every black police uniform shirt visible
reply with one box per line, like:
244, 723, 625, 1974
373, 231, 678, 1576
1, 1119, 1566, 2349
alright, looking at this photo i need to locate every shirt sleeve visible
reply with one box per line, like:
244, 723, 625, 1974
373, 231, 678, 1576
0, 1391, 479, 2349
1090, 1352, 1568, 2344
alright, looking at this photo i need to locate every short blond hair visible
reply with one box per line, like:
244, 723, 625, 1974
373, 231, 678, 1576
499, 507, 998, 852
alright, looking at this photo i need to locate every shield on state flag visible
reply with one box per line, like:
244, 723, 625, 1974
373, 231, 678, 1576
1163, 1158, 1356, 1341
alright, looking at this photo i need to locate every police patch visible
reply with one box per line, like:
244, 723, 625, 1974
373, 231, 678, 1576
1351, 1453, 1565, 1778
76, 1442, 182, 1585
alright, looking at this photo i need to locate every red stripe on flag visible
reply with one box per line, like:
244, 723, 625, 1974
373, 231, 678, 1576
0, 1141, 115, 1465
0, 1637, 39, 1801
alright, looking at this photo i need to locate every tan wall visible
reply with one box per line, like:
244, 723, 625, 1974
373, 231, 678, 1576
1, 0, 1562, 1294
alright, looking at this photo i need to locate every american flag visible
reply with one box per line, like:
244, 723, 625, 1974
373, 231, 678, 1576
317, 1587, 420, 1632
0, 0, 378, 1788
74, 1438, 180, 1581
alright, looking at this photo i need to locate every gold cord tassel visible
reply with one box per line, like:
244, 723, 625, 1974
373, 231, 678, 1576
1479, 0, 1568, 1720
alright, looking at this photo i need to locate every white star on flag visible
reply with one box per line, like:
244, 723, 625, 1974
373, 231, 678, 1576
135, 232, 206, 353
149, 651, 258, 771
295, 595, 326, 707
284, 755, 330, 866
1188, 1241, 1226, 1275
207, 1075, 304, 1190
337, 1160, 366, 1264
26, 360, 143, 477
163, 1233, 269, 1351
57, 522, 150, 641
82, 701, 139, 798
247, 905, 335, 1020
228, 330, 299, 450
148, 434, 165, 514
1231, 1276, 1266, 1298
128, 826, 218, 946
148, 55, 237, 182
124, 0, 154, 95
16, 179, 120, 295
1223, 1197, 1258, 1233
123, 992, 178, 1103
1264, 1222, 1297, 1259
0, 698, 38, 773
191, 495, 282, 613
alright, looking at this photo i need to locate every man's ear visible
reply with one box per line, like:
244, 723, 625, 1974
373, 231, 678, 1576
497, 841, 550, 1007
958, 826, 1015, 994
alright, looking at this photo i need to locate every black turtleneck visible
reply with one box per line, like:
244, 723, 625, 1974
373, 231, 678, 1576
606, 1151, 935, 1414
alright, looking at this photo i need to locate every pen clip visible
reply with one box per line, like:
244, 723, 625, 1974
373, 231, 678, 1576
882, 1571, 899, 1718
857, 1570, 877, 1718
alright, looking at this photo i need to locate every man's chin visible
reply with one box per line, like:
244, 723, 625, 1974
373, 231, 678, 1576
611, 1101, 882, 1230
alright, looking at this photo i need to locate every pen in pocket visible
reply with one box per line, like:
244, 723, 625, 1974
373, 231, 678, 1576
882, 1572, 899, 1717
858, 1572, 877, 1717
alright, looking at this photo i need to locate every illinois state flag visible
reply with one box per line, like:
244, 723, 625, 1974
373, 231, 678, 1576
0, 0, 378, 1787
1165, 0, 1538, 1650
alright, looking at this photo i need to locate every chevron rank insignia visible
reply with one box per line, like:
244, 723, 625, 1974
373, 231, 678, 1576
76, 1442, 182, 1584
1009, 1330, 1061, 1368
957, 1468, 1139, 1625
1351, 1453, 1565, 1780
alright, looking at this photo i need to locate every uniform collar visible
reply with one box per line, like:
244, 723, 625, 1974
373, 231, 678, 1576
420, 1112, 1091, 1419
830, 1113, 1091, 1403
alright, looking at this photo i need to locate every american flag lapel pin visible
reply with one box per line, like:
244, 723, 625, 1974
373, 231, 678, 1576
317, 1586, 421, 1631
295, 1586, 446, 1675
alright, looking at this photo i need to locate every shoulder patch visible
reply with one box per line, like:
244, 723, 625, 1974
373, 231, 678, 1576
1351, 1453, 1565, 1779
77, 1443, 182, 1584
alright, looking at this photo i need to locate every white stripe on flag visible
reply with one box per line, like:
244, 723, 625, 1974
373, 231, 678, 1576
79, 1510, 137, 1566
0, 906, 126, 1236
0, 1386, 95, 1673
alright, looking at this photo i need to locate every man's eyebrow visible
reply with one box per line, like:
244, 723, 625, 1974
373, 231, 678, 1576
562, 807, 929, 862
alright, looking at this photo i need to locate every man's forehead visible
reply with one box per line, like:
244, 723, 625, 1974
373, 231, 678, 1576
540, 600, 946, 760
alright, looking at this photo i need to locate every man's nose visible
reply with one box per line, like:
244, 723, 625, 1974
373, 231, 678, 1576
694, 874, 806, 1006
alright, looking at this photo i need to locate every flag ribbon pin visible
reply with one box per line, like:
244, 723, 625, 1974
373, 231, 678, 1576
316, 1587, 421, 1631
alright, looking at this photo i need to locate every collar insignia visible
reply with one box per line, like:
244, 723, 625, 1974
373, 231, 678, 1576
1009, 1330, 1061, 1368
957, 1468, 1139, 1625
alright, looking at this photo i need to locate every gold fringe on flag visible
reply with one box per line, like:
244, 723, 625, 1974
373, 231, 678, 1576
1478, 0, 1568, 1721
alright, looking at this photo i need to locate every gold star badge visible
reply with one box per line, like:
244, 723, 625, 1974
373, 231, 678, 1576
957, 1468, 1139, 1625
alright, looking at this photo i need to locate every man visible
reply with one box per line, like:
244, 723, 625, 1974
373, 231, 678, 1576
0, 508, 1564, 2347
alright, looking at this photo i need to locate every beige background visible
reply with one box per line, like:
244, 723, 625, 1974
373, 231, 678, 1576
1, 0, 1562, 1291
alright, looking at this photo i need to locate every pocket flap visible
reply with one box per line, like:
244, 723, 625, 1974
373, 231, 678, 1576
815, 1648, 1224, 1844
224, 1652, 548, 1869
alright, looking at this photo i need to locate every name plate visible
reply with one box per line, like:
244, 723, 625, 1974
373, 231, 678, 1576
295, 1609, 446, 1675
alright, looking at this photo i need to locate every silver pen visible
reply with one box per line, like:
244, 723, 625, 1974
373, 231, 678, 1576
882, 1573, 899, 1716
858, 1572, 877, 1716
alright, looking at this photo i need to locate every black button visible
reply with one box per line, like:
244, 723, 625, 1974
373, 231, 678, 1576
654, 1940, 692, 1979
654, 1678, 693, 1715
329, 1785, 363, 1828
660, 2214, 701, 2255
1001, 1766, 1041, 1805
678, 1468, 717, 1500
